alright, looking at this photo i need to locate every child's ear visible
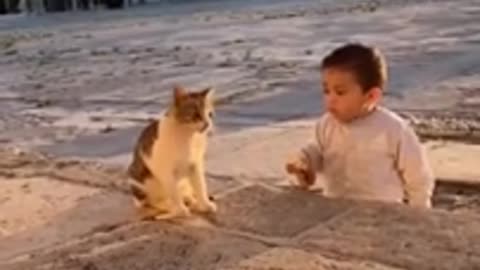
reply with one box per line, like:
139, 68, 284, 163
367, 87, 382, 103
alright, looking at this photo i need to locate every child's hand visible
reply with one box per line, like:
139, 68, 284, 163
285, 154, 315, 189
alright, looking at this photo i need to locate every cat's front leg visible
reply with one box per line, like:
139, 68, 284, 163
155, 170, 191, 219
189, 163, 217, 213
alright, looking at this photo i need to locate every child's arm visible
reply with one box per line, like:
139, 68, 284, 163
300, 141, 323, 176
396, 125, 435, 208
286, 121, 324, 188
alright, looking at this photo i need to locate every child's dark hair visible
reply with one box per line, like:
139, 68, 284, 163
321, 43, 387, 92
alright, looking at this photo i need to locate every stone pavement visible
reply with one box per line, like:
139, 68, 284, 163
1, 182, 480, 270
1, 119, 480, 269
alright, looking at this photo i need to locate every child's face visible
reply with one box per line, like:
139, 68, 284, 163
321, 68, 380, 123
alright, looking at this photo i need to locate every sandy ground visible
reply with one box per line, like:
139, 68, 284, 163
1, 0, 479, 148
1, 0, 480, 242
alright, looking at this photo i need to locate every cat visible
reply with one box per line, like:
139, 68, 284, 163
127, 85, 217, 220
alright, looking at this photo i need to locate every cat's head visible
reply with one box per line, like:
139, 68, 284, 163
171, 85, 215, 133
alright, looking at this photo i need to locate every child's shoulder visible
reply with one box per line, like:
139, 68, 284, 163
376, 106, 404, 122
374, 106, 412, 133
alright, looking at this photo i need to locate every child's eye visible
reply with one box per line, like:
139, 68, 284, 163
335, 88, 347, 96
208, 112, 214, 118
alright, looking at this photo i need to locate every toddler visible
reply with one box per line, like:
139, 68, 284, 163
286, 43, 435, 208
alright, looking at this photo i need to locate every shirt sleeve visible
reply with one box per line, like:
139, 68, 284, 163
396, 124, 435, 208
300, 120, 324, 175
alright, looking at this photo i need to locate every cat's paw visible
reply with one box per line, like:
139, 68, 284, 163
174, 204, 192, 217
195, 200, 217, 214
154, 205, 191, 220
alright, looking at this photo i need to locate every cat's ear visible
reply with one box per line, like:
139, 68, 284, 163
173, 85, 187, 105
201, 87, 214, 100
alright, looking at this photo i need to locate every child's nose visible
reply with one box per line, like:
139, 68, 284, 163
325, 95, 336, 108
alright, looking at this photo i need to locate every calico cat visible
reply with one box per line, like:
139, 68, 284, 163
127, 85, 217, 220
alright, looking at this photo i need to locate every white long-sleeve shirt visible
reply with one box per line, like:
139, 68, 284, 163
301, 107, 435, 208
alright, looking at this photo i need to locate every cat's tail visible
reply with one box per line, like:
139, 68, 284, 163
128, 178, 148, 208
127, 149, 153, 208
127, 150, 150, 181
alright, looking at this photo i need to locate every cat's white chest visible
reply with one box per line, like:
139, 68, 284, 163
149, 121, 206, 176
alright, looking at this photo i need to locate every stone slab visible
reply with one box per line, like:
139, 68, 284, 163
214, 184, 353, 238
299, 203, 480, 270
206, 121, 480, 188
426, 141, 480, 183
2, 222, 268, 270
206, 123, 313, 184
221, 247, 405, 270
433, 180, 480, 214
0, 176, 98, 237
0, 191, 135, 263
